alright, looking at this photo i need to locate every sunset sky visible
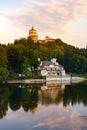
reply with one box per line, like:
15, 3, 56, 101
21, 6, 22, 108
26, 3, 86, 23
0, 0, 87, 48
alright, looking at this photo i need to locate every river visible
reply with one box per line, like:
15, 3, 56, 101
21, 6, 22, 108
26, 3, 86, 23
0, 81, 87, 130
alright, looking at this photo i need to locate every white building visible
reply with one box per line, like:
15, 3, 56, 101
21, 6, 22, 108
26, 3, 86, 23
39, 58, 71, 82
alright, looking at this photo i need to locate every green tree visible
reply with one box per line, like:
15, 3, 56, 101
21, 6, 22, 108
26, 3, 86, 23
51, 49, 64, 64
0, 46, 8, 81
14, 38, 27, 46
6, 45, 22, 73
22, 56, 32, 78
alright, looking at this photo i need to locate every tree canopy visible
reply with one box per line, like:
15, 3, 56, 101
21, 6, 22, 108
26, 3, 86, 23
0, 45, 8, 81
0, 37, 87, 80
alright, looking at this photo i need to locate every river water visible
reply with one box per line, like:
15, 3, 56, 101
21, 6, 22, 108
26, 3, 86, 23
0, 81, 87, 130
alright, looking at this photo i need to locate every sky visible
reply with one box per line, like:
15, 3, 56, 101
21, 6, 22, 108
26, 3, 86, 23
0, 0, 87, 48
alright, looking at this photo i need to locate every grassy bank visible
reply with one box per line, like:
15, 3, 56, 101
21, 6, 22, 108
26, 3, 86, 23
73, 74, 87, 79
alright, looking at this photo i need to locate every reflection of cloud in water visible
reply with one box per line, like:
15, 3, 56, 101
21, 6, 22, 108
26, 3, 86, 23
79, 115, 87, 129
32, 125, 49, 130
5, 104, 83, 130
33, 111, 82, 130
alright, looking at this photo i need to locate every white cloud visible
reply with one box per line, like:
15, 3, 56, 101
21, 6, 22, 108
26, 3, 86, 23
0, 0, 87, 46
2, 0, 86, 31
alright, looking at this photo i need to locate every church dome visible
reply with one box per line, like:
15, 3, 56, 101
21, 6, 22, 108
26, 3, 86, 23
29, 27, 38, 43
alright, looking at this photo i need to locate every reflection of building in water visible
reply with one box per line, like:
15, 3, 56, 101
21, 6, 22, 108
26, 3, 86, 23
38, 84, 65, 106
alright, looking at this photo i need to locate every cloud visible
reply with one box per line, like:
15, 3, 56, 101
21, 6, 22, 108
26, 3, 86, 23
5, 104, 84, 130
33, 111, 83, 130
1, 0, 87, 36
33, 116, 65, 129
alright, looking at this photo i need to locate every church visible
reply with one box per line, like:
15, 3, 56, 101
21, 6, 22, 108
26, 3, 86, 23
29, 27, 38, 43
29, 27, 55, 43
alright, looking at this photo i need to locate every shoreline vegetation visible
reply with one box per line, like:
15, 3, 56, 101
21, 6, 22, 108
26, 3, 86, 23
75, 74, 87, 79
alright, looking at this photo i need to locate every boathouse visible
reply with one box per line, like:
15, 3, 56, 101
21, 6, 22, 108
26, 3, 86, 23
39, 58, 71, 81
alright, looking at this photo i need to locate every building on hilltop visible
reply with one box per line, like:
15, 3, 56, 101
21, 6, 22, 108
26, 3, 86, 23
44, 36, 55, 43
28, 27, 56, 43
38, 36, 55, 43
29, 27, 38, 43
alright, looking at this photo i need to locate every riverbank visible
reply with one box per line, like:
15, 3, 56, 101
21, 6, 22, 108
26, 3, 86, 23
7, 76, 86, 84
7, 79, 45, 84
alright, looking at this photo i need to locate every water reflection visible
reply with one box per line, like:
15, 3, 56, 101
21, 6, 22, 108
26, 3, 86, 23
0, 82, 87, 130
39, 84, 65, 106
0, 85, 9, 118
63, 81, 87, 107
0, 81, 87, 118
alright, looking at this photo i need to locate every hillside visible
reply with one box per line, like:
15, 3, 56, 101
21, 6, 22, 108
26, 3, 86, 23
0, 37, 87, 80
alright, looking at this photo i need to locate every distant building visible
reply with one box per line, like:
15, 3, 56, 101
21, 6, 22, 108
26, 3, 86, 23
28, 27, 56, 43
29, 27, 38, 43
44, 36, 55, 43
38, 36, 55, 43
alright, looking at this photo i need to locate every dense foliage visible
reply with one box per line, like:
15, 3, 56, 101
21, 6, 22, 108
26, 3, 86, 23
0, 37, 87, 80
0, 45, 8, 80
